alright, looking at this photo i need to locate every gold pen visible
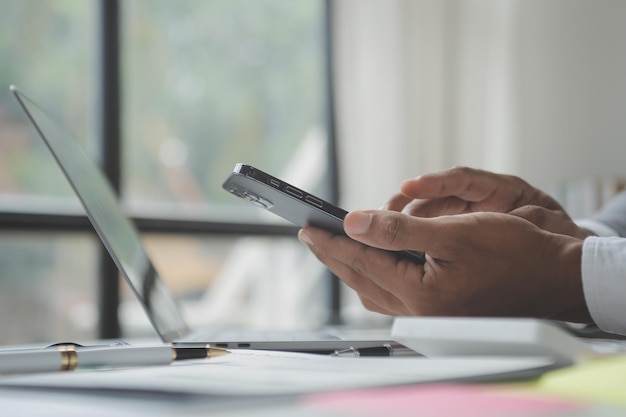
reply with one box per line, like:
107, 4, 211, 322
0, 343, 230, 375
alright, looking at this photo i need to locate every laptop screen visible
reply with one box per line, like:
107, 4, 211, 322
11, 86, 190, 342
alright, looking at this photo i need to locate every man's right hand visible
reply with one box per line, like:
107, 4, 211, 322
384, 166, 593, 239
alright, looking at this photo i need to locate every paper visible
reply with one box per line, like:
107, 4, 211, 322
392, 317, 591, 367
0, 387, 286, 417
533, 355, 626, 407
2, 382, 624, 417
304, 384, 583, 417
0, 349, 555, 396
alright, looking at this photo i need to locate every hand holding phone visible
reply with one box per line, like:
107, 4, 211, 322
222, 163, 425, 264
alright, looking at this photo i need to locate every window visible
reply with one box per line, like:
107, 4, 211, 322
0, 0, 337, 345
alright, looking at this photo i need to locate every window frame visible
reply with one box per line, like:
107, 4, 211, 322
0, 0, 341, 338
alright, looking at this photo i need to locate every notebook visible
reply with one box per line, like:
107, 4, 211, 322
10, 85, 390, 352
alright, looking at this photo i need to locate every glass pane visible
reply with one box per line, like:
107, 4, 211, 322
119, 234, 328, 338
0, 0, 98, 212
0, 232, 98, 346
122, 0, 330, 222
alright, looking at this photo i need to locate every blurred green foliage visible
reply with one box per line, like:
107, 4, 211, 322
0, 0, 327, 206
123, 0, 327, 205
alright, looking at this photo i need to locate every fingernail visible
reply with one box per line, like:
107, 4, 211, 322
298, 229, 314, 246
344, 211, 372, 235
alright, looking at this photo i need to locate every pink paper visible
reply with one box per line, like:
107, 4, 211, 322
305, 384, 580, 417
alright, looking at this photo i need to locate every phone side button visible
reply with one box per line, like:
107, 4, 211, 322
285, 186, 304, 199
305, 195, 323, 208
243, 191, 274, 209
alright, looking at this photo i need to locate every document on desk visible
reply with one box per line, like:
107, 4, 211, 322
0, 349, 555, 396
391, 317, 599, 367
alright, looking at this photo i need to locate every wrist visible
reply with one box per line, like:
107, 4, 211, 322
549, 236, 592, 323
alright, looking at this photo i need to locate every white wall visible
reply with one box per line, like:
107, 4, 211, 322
332, 0, 626, 210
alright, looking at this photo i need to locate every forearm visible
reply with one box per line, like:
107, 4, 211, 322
545, 235, 590, 323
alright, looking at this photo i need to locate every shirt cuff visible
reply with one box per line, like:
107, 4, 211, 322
582, 236, 626, 336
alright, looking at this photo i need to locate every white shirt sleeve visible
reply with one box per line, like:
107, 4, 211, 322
581, 236, 626, 336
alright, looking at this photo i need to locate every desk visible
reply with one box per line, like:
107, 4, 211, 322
0, 348, 625, 416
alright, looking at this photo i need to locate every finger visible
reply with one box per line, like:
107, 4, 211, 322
382, 193, 414, 212
327, 255, 404, 314
298, 228, 404, 309
343, 210, 439, 254
402, 196, 472, 217
400, 166, 507, 202
402, 167, 563, 212
299, 227, 419, 313
510, 206, 583, 238
359, 295, 403, 316
511, 205, 553, 226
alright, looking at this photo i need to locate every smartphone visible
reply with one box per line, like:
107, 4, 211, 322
222, 163, 425, 264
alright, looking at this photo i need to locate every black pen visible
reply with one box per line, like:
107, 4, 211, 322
330, 344, 419, 358
172, 345, 230, 361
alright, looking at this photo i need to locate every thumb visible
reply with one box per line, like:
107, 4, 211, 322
344, 210, 435, 252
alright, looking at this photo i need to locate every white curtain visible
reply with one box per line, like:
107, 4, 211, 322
332, 0, 626, 323
333, 0, 626, 210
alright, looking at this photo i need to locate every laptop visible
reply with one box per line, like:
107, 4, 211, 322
10, 85, 392, 352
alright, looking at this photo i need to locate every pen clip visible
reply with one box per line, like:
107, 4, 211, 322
331, 347, 359, 357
